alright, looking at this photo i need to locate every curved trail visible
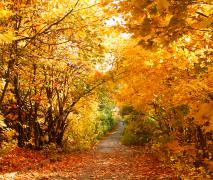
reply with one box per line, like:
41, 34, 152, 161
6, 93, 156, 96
14, 121, 176, 179
95, 121, 126, 153
77, 122, 174, 179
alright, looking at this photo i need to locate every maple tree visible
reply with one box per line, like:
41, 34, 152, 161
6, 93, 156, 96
101, 0, 213, 171
0, 0, 114, 149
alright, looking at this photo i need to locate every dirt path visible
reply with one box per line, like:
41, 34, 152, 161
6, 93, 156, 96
77, 121, 175, 179
95, 121, 126, 153
3, 122, 176, 179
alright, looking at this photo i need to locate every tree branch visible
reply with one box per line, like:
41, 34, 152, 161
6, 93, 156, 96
17, 0, 80, 46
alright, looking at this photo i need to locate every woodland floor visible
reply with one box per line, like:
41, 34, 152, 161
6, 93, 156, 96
1, 122, 179, 180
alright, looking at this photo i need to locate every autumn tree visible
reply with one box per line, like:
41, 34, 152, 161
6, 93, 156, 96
0, 0, 110, 149
103, 0, 213, 166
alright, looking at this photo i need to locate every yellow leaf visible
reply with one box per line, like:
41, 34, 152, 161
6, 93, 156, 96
157, 0, 170, 11
194, 101, 213, 132
0, 9, 13, 19
0, 30, 16, 43
194, 15, 213, 29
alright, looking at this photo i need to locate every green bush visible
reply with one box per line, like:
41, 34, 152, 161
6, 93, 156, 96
120, 105, 157, 145
121, 119, 156, 145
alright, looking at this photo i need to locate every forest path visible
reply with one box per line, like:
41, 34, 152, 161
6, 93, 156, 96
2, 122, 176, 180
95, 121, 127, 153
76, 121, 174, 179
